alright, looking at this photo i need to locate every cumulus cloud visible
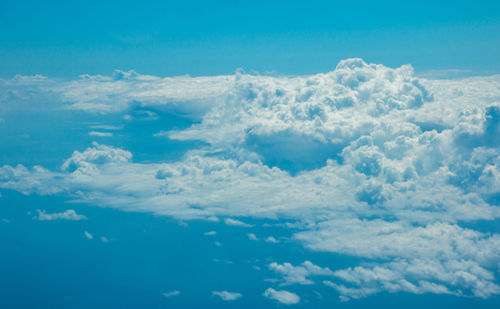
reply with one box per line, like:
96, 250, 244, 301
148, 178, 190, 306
211, 291, 242, 301
269, 261, 334, 285
326, 258, 500, 300
204, 231, 217, 236
1, 58, 500, 300
34, 209, 87, 221
263, 288, 300, 305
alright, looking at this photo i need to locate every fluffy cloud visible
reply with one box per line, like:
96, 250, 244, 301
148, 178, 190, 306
33, 209, 87, 221
327, 258, 500, 300
263, 288, 300, 305
211, 291, 242, 301
1, 59, 500, 301
269, 261, 334, 285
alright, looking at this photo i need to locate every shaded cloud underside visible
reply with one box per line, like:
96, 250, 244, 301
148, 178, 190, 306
1, 59, 500, 300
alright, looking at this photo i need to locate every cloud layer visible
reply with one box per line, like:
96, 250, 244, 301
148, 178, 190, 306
1, 59, 500, 301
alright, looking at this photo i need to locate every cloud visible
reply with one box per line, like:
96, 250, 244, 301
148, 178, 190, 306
0, 70, 233, 115
84, 231, 93, 240
265, 236, 279, 243
162, 290, 180, 298
211, 291, 242, 301
34, 209, 87, 221
88, 131, 113, 137
1, 59, 500, 300
248, 233, 258, 240
224, 218, 254, 228
269, 261, 334, 285
324, 258, 500, 300
204, 231, 217, 236
263, 288, 300, 305
89, 125, 123, 130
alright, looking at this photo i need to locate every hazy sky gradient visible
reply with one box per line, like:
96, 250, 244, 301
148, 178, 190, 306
1, 0, 499, 77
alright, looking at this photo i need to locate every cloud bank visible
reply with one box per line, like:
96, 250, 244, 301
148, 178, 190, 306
1, 58, 500, 301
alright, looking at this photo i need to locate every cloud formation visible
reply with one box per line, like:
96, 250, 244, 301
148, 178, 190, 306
211, 291, 242, 301
269, 261, 334, 286
263, 288, 300, 305
34, 209, 87, 221
1, 58, 500, 300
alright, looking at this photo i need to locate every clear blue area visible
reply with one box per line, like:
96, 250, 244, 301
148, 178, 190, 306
1, 0, 499, 77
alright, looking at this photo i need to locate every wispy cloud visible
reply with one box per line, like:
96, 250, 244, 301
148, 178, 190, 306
162, 290, 180, 298
84, 230, 93, 240
212, 291, 242, 301
33, 209, 87, 221
88, 131, 113, 137
224, 218, 254, 228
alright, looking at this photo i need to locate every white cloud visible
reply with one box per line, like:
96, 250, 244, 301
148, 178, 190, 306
162, 290, 180, 298
100, 236, 109, 243
265, 236, 279, 243
84, 230, 93, 239
88, 131, 113, 137
1, 59, 500, 300
269, 261, 334, 285
263, 288, 300, 305
204, 231, 217, 236
224, 218, 254, 228
89, 125, 123, 130
34, 209, 87, 221
248, 233, 258, 240
323, 258, 500, 300
211, 291, 242, 301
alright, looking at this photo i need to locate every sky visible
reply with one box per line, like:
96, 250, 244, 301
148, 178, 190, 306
1, 1, 500, 77
1, 1, 500, 308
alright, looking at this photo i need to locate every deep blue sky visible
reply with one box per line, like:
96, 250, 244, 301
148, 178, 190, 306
1, 0, 499, 77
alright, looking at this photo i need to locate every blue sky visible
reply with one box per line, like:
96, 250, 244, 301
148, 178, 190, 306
1, 1, 500, 308
1, 0, 500, 77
